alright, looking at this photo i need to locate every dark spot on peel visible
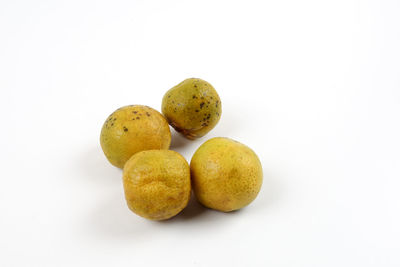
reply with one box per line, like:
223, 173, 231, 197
136, 117, 140, 119
146, 112, 150, 117
133, 111, 137, 114
200, 102, 205, 109
123, 127, 128, 132
195, 110, 199, 112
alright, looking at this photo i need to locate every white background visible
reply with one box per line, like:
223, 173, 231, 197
0, 0, 399, 266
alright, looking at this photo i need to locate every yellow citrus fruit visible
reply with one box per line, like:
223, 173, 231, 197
123, 150, 191, 220
190, 137, 263, 212
100, 105, 171, 168
162, 78, 221, 139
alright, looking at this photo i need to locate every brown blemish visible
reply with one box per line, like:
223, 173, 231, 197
195, 110, 199, 112
133, 111, 137, 114
146, 112, 150, 117
136, 117, 140, 119
200, 102, 205, 109
123, 127, 128, 132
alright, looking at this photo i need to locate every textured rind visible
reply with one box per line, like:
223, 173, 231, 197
123, 150, 191, 220
100, 105, 171, 168
161, 78, 222, 139
190, 137, 263, 212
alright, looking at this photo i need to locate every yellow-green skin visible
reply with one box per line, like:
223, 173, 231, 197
190, 137, 263, 212
123, 150, 191, 220
100, 105, 171, 169
161, 78, 222, 140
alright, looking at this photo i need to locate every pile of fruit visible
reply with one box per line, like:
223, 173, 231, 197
100, 78, 263, 220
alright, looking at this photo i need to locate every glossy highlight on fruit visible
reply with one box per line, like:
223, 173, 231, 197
190, 137, 263, 212
100, 105, 171, 168
123, 150, 191, 220
162, 78, 221, 139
